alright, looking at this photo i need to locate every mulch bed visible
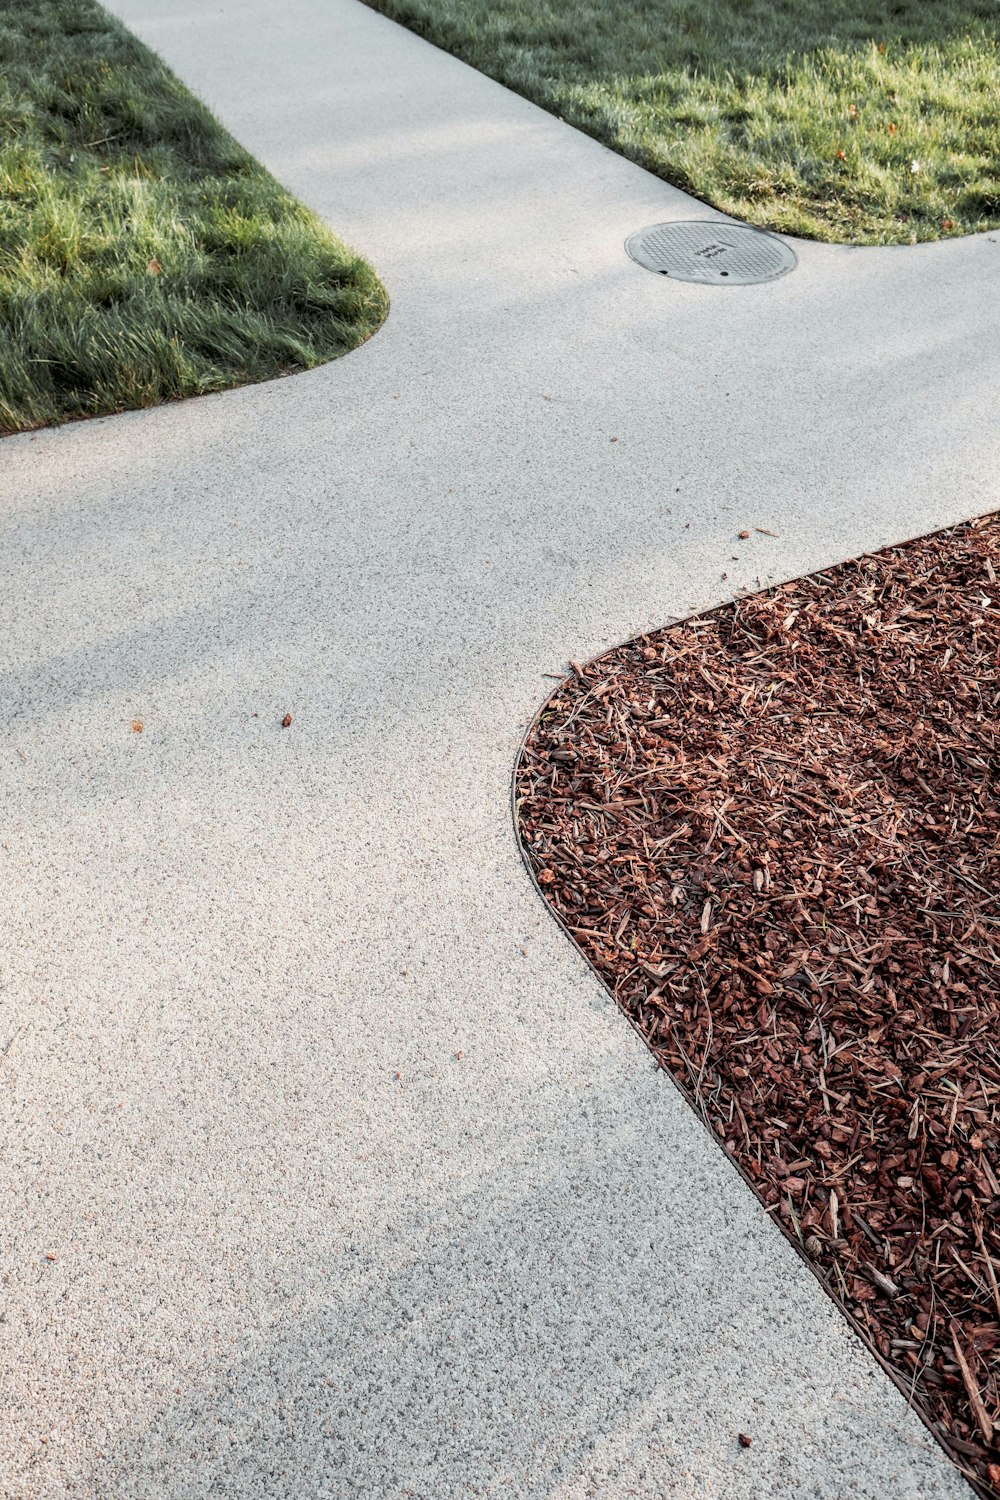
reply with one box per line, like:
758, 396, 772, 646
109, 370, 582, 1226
516, 514, 1000, 1494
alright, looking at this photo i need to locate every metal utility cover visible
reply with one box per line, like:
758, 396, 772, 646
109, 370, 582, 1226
626, 221, 797, 285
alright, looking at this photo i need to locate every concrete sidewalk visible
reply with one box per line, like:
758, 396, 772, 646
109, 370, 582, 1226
3, 2, 998, 1495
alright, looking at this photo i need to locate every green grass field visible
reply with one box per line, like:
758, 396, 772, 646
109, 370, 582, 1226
0, 0, 387, 435
364, 0, 1000, 245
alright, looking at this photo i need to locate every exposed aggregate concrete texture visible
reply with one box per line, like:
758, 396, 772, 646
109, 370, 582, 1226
3, 1, 998, 1495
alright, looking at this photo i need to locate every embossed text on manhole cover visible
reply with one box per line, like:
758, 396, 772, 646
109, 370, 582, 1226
625, 221, 797, 285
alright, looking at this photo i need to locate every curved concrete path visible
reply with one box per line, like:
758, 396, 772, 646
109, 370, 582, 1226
3, 3, 998, 1495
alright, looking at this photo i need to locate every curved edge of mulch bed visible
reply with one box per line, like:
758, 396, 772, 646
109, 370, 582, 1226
512, 514, 1000, 1500
511, 727, 982, 1496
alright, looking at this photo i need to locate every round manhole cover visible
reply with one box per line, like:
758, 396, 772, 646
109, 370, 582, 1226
625, 220, 796, 285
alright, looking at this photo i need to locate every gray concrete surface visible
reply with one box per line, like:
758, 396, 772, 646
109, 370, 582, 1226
3, 1, 998, 1495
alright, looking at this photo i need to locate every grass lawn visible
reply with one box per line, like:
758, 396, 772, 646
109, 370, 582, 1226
0, 0, 387, 436
364, 0, 1000, 245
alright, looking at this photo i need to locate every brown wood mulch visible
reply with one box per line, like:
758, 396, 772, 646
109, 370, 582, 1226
516, 514, 1000, 1494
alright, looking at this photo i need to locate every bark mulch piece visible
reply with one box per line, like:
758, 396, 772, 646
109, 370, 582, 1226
516, 514, 1000, 1495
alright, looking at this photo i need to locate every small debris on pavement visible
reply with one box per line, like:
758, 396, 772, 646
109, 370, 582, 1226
281, 713, 292, 728
738, 1433, 753, 1449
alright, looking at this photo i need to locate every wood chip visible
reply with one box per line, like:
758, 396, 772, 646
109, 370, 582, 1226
952, 1320, 995, 1445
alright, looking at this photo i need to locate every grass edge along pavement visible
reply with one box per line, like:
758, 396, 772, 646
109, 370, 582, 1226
0, 0, 387, 436
516, 514, 1000, 1497
363, 0, 1000, 246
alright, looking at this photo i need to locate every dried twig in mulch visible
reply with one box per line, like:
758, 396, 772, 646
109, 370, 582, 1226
516, 515, 1000, 1495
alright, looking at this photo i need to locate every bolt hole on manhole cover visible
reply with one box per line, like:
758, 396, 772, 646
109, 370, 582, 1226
625, 220, 797, 285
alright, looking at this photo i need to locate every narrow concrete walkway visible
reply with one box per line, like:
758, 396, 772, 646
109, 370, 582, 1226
3, 3, 998, 1496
